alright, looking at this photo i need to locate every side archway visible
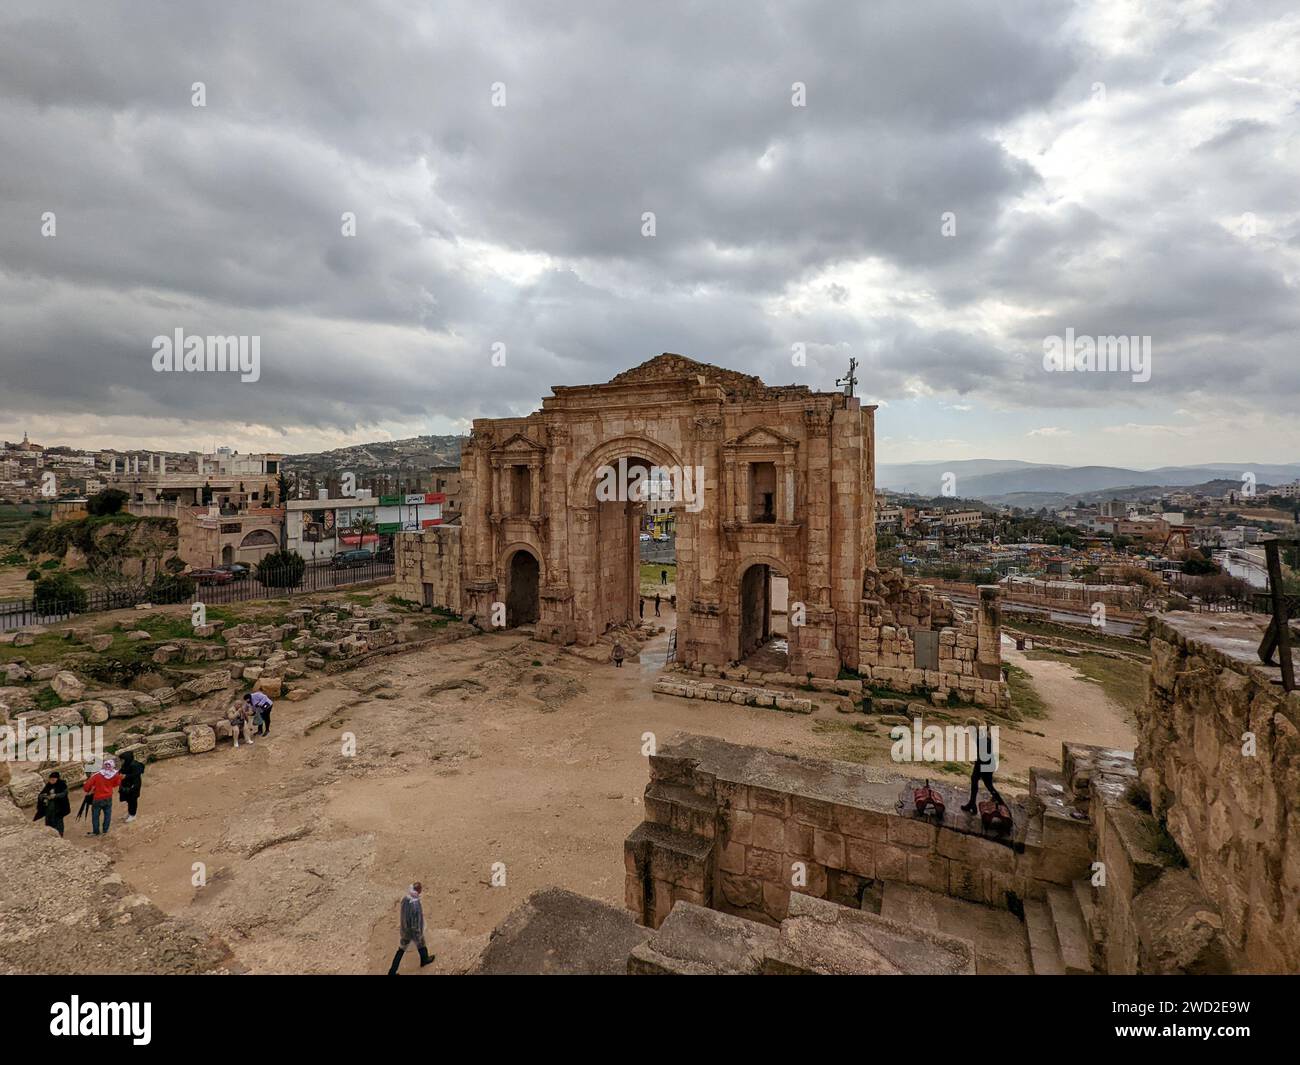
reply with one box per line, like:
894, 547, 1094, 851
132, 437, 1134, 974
501, 543, 542, 627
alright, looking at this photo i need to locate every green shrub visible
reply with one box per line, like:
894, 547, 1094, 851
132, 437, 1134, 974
147, 572, 196, 604
26, 568, 39, 581
255, 549, 305, 589
86, 488, 129, 516
32, 572, 88, 614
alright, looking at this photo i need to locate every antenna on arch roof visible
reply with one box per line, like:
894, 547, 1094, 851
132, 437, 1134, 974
836, 357, 858, 398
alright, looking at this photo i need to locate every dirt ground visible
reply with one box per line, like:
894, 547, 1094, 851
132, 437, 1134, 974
58, 601, 1140, 975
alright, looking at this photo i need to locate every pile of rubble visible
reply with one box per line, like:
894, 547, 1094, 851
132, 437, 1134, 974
1, 599, 441, 809
566, 620, 663, 664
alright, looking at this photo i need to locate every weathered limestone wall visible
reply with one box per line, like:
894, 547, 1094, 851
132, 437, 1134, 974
624, 733, 1080, 930
858, 572, 1009, 709
1138, 613, 1300, 973
395, 526, 462, 614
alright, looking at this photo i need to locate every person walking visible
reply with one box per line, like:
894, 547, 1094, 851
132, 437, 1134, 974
654, 592, 661, 617
638, 596, 644, 620
118, 750, 145, 823
83, 758, 122, 836
387, 882, 435, 974
959, 722, 1007, 814
34, 772, 71, 837
245, 691, 273, 736
612, 642, 625, 668
660, 569, 667, 586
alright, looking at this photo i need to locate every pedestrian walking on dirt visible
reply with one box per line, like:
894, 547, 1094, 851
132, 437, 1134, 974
654, 592, 661, 617
639, 597, 644, 620
34, 772, 71, 837
660, 569, 667, 586
118, 750, 145, 823
387, 882, 435, 974
83, 758, 121, 836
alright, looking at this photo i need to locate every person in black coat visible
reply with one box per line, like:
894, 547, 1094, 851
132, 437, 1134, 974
118, 750, 145, 822
34, 772, 72, 838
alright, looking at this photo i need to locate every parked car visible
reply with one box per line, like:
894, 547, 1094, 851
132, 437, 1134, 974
189, 567, 235, 585
639, 533, 652, 542
216, 563, 249, 580
332, 549, 374, 569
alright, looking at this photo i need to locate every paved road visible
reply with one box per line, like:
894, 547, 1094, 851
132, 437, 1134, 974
944, 592, 1142, 637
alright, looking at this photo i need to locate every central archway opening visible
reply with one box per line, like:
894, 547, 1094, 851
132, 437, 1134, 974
506, 549, 540, 627
739, 561, 789, 671
593, 455, 658, 633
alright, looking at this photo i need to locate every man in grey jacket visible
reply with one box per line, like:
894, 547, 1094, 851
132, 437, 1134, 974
387, 882, 435, 974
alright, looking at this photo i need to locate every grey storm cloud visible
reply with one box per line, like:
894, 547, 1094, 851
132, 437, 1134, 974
0, 0, 1297, 444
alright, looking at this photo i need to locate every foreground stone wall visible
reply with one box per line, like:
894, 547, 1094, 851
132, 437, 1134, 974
624, 733, 1084, 930
1139, 613, 1300, 973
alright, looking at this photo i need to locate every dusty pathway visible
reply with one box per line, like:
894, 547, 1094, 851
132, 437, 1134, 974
1001, 643, 1138, 768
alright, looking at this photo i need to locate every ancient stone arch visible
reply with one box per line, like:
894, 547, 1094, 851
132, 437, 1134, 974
453, 353, 877, 676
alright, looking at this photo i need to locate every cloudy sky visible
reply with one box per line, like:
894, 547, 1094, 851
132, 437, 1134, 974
1, 0, 1297, 466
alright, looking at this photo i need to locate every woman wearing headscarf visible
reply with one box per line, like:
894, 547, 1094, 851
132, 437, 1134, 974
33, 771, 72, 837
118, 750, 145, 823
82, 757, 122, 836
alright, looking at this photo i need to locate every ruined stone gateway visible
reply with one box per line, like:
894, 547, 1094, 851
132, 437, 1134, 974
399, 353, 1007, 704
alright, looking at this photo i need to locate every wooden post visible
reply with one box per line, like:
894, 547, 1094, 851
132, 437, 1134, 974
1259, 539, 1295, 692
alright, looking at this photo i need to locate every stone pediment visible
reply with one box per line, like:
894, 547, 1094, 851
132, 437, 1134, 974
493, 432, 547, 455
609, 353, 765, 391
723, 425, 799, 450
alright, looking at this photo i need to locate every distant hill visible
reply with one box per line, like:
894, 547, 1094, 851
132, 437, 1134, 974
879, 460, 1300, 503
286, 435, 464, 477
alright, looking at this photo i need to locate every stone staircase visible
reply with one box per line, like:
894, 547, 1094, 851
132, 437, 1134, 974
1023, 883, 1096, 975
624, 754, 721, 928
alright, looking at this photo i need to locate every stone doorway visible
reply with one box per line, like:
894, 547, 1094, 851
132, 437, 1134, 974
506, 549, 540, 627
739, 561, 788, 671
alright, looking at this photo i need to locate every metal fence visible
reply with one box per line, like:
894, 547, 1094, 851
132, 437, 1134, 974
0, 560, 395, 631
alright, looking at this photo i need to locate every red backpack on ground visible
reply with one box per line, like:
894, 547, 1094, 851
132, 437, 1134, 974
913, 781, 945, 819
979, 800, 1013, 833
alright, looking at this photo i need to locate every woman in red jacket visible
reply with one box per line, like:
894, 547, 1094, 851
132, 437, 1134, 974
83, 758, 122, 836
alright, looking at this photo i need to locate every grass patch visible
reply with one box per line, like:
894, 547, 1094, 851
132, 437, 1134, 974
31, 686, 66, 711
639, 562, 676, 595
1003, 663, 1048, 721
345, 592, 375, 606
811, 719, 878, 763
